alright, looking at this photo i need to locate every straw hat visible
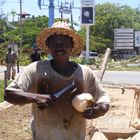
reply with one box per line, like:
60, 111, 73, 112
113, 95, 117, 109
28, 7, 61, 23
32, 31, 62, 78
36, 21, 83, 56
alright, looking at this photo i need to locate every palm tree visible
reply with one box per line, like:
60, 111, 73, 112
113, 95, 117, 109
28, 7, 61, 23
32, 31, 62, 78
10, 10, 17, 22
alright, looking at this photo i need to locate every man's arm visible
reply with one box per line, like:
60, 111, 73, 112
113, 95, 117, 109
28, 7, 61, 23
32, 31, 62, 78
4, 88, 55, 106
82, 69, 110, 119
4, 81, 76, 106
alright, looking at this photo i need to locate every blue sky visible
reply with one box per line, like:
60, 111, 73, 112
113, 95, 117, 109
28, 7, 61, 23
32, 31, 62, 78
1, 0, 140, 24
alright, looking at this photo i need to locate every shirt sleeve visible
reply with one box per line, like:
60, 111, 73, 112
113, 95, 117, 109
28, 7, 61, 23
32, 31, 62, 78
94, 78, 110, 105
84, 67, 110, 105
7, 67, 33, 92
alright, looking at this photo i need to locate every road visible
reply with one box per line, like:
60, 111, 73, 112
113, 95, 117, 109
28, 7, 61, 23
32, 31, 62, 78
0, 66, 140, 85
102, 71, 140, 85
0, 66, 23, 80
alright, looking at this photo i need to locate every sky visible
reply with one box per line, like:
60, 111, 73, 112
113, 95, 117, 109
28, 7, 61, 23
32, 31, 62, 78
1, 0, 140, 25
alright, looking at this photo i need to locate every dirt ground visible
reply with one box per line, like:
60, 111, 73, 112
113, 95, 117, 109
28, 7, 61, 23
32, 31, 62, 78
0, 87, 139, 140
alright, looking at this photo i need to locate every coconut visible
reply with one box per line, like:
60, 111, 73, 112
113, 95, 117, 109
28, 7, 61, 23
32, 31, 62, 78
72, 93, 94, 112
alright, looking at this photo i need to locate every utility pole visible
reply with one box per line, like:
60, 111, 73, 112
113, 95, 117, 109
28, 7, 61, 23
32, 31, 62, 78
38, 0, 79, 27
19, 0, 23, 48
17, 0, 23, 73
48, 0, 54, 27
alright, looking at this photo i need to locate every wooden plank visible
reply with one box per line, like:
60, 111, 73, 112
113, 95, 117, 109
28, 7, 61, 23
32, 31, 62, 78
114, 29, 133, 33
114, 42, 133, 46
114, 36, 134, 39
114, 38, 134, 43
97, 48, 111, 82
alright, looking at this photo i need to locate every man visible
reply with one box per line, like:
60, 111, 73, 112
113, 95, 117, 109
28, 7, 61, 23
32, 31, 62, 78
5, 47, 17, 80
30, 48, 41, 62
5, 21, 110, 140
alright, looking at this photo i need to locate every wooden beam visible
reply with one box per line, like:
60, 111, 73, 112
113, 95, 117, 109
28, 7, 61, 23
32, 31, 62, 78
97, 48, 111, 82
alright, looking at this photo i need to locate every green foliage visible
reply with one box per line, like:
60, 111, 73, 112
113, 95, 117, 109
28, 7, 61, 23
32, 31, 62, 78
22, 16, 49, 46
0, 16, 49, 63
79, 3, 140, 53
0, 80, 12, 102
90, 36, 112, 53
70, 56, 98, 66
78, 27, 86, 48
1, 5, 140, 62
0, 80, 5, 102
0, 42, 8, 64
18, 54, 30, 66
1, 15, 49, 46
70, 56, 85, 64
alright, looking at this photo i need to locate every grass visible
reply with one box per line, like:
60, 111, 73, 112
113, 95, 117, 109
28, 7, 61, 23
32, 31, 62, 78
108, 67, 140, 71
0, 80, 11, 102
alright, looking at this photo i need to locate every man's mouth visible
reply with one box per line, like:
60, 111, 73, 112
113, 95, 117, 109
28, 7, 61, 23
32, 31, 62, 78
55, 50, 65, 56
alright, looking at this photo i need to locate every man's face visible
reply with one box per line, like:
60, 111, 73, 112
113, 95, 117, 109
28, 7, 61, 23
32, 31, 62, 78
47, 35, 73, 61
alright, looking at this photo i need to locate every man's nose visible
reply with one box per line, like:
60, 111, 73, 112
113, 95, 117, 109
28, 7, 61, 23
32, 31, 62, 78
56, 44, 65, 49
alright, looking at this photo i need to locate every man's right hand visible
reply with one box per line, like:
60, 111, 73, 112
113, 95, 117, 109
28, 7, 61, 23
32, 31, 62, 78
34, 94, 57, 109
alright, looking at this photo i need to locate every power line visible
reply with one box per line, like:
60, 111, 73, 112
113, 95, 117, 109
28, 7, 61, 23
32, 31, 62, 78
22, 2, 41, 14
4, 0, 19, 4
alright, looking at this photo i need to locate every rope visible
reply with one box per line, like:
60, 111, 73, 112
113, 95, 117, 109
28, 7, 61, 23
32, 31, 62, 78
129, 89, 140, 127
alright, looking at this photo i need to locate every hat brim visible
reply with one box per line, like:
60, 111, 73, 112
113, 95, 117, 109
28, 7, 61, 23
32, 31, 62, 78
36, 27, 83, 56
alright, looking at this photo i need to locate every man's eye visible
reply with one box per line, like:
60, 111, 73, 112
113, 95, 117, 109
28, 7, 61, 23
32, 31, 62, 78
48, 42, 72, 49
49, 44, 56, 47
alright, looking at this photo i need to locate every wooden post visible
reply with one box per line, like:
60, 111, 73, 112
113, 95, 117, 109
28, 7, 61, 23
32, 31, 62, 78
4, 70, 8, 95
17, 59, 19, 73
97, 48, 111, 82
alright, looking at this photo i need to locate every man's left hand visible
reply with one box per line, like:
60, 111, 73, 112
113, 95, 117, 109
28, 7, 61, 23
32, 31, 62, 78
82, 102, 110, 119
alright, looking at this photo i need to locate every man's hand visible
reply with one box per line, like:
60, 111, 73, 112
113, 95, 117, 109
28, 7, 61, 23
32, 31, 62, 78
82, 102, 110, 119
34, 94, 57, 110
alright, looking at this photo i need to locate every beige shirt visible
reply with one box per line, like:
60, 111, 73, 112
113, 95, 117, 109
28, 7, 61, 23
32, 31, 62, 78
6, 51, 17, 64
8, 60, 110, 140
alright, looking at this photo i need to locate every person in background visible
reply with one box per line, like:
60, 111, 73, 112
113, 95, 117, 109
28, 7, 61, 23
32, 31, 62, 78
4, 21, 110, 140
30, 48, 41, 62
5, 47, 17, 80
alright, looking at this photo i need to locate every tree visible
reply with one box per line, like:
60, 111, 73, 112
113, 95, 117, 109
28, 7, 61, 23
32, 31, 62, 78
0, 15, 49, 63
79, 3, 140, 53
10, 10, 17, 22
2, 15, 49, 48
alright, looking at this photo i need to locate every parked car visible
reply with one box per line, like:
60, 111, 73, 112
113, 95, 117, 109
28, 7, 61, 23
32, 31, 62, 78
89, 52, 99, 59
111, 50, 137, 60
80, 51, 99, 60
122, 51, 137, 59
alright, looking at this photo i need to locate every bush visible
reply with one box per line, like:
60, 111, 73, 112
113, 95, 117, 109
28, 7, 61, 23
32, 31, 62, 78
0, 80, 11, 102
